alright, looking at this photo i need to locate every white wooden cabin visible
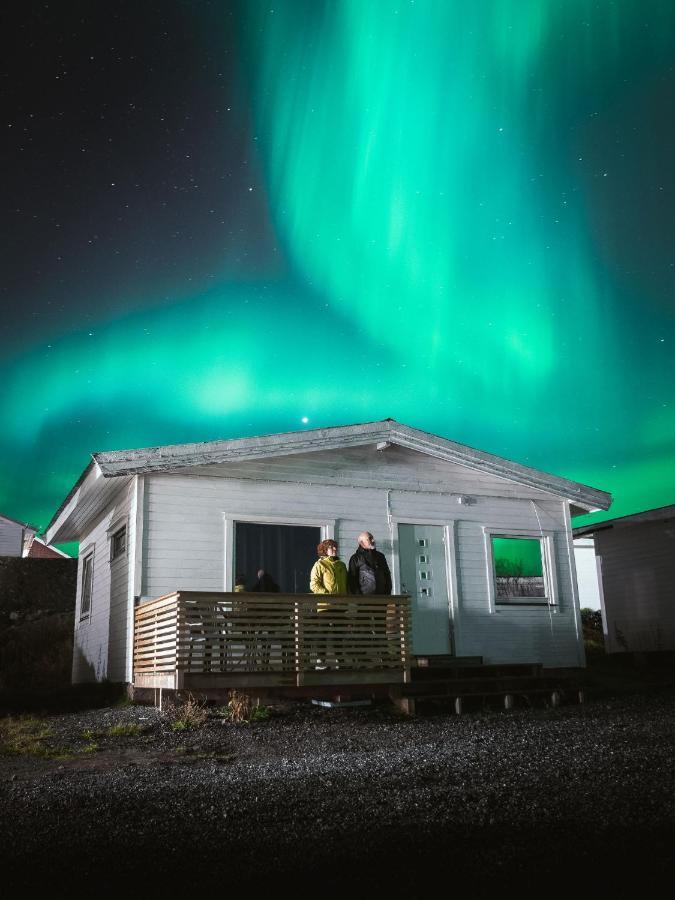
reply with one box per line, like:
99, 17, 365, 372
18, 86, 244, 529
574, 506, 675, 653
44, 420, 611, 690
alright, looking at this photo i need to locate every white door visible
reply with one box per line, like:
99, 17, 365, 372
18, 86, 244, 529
398, 524, 452, 655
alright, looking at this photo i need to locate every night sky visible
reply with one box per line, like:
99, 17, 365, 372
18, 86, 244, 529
3, 1, 675, 547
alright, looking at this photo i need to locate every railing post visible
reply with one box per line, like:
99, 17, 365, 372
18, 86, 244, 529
175, 593, 182, 689
295, 598, 304, 687
401, 597, 411, 683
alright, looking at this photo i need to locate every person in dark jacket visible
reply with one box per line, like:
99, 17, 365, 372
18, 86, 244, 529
250, 569, 280, 592
348, 532, 392, 595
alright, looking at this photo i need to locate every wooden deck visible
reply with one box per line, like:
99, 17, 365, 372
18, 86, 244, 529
133, 591, 412, 692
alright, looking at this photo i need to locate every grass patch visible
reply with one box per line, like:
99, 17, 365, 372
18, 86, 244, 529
0, 716, 71, 759
106, 723, 147, 737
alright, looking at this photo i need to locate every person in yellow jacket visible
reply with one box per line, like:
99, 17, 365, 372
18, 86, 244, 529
309, 539, 349, 668
310, 539, 349, 599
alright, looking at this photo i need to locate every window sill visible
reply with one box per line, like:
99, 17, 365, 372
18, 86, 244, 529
495, 601, 556, 607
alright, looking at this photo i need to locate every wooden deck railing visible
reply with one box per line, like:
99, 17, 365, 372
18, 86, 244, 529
134, 591, 411, 689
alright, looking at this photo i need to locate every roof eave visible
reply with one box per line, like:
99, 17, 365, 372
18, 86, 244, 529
44, 459, 97, 544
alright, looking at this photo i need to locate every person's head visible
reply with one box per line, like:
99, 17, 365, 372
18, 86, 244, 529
358, 532, 376, 549
317, 539, 339, 558
257, 569, 265, 580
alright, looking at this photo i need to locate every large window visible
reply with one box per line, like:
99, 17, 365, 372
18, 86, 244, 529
491, 535, 547, 602
80, 552, 94, 619
234, 522, 321, 593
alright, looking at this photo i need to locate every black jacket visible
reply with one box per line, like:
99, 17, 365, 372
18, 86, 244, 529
348, 546, 392, 595
250, 573, 280, 592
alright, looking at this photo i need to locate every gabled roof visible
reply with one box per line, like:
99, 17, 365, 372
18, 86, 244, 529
45, 419, 611, 543
26, 535, 71, 558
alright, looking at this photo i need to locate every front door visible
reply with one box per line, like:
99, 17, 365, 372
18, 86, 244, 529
398, 523, 452, 655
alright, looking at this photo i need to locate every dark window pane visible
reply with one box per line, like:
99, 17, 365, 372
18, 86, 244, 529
81, 554, 94, 617
111, 527, 126, 560
234, 523, 321, 594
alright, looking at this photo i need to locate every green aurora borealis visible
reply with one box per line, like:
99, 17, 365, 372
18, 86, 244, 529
3, 0, 675, 543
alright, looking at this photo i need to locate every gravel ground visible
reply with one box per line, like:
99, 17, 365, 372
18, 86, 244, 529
1, 691, 674, 893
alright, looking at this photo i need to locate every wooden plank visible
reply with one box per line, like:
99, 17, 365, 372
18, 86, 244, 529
133, 591, 411, 685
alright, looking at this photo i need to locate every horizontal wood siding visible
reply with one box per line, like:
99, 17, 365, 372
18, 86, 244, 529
176, 444, 556, 499
595, 522, 675, 652
0, 520, 23, 556
72, 482, 133, 683
143, 446, 582, 667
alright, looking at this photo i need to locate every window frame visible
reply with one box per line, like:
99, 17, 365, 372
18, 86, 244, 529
109, 523, 127, 562
222, 513, 337, 592
79, 546, 95, 621
483, 526, 559, 612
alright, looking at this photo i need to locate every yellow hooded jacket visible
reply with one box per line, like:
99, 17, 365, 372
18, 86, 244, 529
310, 555, 349, 611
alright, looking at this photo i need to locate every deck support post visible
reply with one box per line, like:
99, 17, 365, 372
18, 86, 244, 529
551, 690, 561, 707
454, 696, 463, 715
577, 690, 585, 704
390, 691, 415, 716
504, 693, 514, 710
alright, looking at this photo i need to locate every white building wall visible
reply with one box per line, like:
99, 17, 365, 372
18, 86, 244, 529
0, 519, 23, 556
72, 482, 133, 683
141, 446, 583, 667
573, 537, 602, 610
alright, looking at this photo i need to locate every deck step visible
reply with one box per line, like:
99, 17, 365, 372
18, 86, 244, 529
412, 655, 482, 668
411, 661, 542, 681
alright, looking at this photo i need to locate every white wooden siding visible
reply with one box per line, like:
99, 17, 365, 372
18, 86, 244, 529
72, 482, 133, 683
176, 443, 557, 499
0, 519, 23, 556
142, 445, 582, 666
595, 521, 675, 652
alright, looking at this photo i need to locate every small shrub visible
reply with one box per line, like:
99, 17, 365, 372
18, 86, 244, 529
249, 705, 270, 723
227, 690, 253, 723
165, 694, 209, 732
226, 691, 269, 724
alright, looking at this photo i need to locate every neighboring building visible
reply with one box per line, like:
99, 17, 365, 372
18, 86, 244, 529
0, 513, 38, 557
0, 512, 68, 558
574, 505, 675, 653
25, 535, 70, 559
44, 420, 611, 686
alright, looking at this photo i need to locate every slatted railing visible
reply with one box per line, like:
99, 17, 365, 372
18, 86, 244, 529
134, 591, 411, 688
